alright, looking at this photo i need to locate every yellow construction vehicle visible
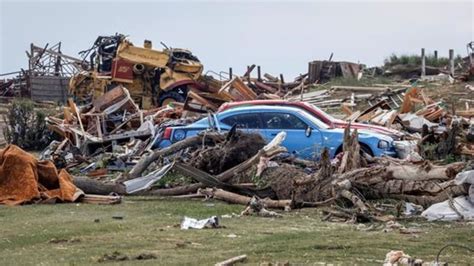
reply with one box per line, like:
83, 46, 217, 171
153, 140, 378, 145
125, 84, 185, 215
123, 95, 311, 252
69, 34, 203, 108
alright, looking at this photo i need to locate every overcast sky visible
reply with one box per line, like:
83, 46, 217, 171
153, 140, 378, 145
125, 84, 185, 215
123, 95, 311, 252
1, 0, 472, 79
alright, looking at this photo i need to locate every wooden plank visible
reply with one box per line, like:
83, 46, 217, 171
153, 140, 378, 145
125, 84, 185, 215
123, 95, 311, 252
263, 73, 278, 82
373, 83, 412, 88
219, 76, 257, 101
387, 111, 399, 127
399, 88, 419, 113
187, 91, 219, 111
331, 85, 389, 92
341, 104, 353, 116
254, 81, 277, 93
215, 255, 247, 266
345, 110, 361, 122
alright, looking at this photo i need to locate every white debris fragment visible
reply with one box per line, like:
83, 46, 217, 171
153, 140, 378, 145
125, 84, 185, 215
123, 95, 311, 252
181, 216, 219, 230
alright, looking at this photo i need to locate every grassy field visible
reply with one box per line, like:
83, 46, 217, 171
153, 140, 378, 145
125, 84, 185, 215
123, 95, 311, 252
0, 197, 472, 265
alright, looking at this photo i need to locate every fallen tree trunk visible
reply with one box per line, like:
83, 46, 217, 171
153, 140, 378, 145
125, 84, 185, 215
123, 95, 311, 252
127, 133, 224, 180
198, 188, 291, 209
385, 162, 465, 181
143, 183, 203, 196
127, 135, 203, 180
73, 176, 126, 195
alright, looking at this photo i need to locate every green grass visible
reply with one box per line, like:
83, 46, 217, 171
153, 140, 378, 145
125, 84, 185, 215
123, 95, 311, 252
0, 197, 472, 265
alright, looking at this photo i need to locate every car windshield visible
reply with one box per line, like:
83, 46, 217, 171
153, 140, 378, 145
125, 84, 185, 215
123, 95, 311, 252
307, 103, 343, 123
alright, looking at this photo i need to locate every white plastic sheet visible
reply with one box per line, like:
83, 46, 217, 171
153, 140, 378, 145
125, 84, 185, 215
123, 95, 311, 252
455, 170, 474, 203
421, 196, 474, 221
181, 216, 219, 230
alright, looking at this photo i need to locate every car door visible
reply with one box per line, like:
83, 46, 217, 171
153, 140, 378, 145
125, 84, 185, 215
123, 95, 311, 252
219, 112, 265, 136
261, 112, 323, 159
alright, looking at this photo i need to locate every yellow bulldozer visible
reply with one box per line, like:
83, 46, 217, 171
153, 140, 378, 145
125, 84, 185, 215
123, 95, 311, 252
69, 34, 204, 108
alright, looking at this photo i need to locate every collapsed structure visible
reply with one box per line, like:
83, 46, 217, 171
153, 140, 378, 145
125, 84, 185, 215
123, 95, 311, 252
1, 35, 473, 224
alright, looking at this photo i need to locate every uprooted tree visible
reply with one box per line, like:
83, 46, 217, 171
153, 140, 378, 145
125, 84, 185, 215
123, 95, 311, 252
72, 126, 470, 223
186, 127, 469, 222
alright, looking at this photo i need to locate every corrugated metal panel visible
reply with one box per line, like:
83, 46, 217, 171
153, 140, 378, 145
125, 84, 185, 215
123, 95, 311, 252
30, 76, 69, 103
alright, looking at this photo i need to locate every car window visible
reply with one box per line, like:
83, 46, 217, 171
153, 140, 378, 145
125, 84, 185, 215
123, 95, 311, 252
262, 112, 307, 129
221, 113, 262, 129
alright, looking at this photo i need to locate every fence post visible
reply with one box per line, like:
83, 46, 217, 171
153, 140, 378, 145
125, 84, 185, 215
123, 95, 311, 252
449, 49, 454, 77
421, 48, 426, 77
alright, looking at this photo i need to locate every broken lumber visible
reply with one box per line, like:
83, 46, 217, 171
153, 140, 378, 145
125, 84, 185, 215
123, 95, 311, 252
331, 85, 389, 92
215, 255, 248, 266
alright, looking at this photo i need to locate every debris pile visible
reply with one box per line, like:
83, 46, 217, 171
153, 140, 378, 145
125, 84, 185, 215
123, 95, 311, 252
0, 35, 473, 224
106, 127, 473, 223
44, 85, 187, 176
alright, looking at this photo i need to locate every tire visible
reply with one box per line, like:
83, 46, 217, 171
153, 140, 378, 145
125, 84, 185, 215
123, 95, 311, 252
335, 143, 373, 157
158, 87, 187, 106
360, 144, 374, 157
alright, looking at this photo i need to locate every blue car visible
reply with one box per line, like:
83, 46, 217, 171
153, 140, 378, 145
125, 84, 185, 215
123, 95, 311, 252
156, 106, 397, 160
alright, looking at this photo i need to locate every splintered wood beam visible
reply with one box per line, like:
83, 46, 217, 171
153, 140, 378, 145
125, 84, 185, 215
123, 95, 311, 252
243, 64, 256, 78
215, 255, 248, 266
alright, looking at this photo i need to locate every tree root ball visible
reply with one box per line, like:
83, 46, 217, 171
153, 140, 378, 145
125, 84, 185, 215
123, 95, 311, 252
190, 132, 266, 174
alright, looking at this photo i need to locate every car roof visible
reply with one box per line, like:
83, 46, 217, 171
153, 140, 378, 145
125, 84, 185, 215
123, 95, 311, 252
218, 105, 330, 129
218, 100, 292, 111
219, 105, 305, 114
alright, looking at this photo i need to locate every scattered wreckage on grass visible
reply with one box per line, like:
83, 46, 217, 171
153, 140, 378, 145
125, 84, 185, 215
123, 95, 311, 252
1, 43, 473, 225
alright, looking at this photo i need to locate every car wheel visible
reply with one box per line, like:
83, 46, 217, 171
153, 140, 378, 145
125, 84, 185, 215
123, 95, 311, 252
158, 87, 187, 106
335, 143, 373, 157
360, 144, 374, 157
